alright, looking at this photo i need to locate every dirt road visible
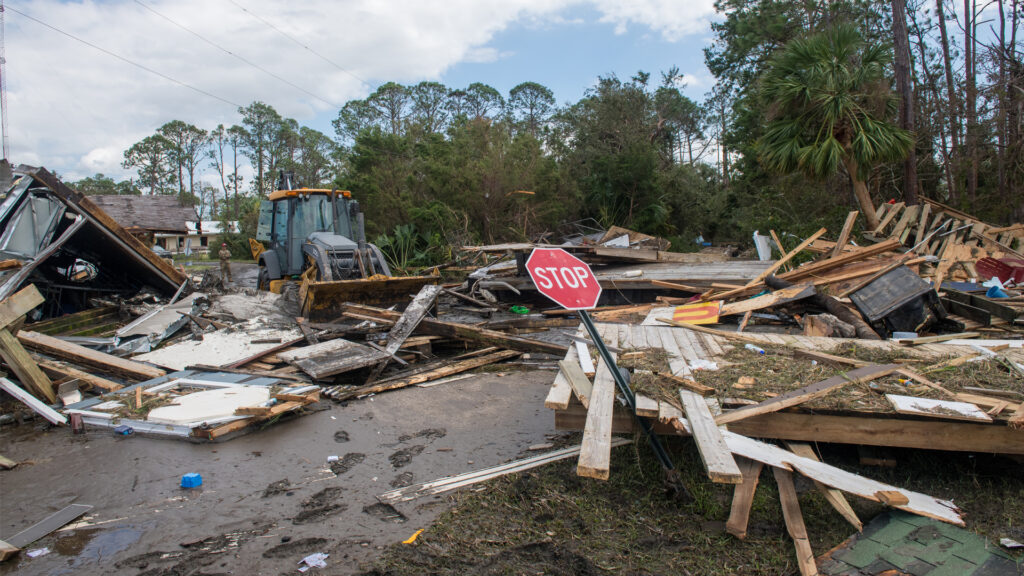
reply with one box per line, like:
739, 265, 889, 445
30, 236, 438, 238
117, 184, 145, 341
0, 370, 559, 575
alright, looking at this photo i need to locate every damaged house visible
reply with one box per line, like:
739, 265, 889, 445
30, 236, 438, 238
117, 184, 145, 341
89, 194, 200, 254
0, 166, 187, 318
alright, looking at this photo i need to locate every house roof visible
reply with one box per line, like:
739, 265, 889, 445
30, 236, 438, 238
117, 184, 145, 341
90, 195, 200, 233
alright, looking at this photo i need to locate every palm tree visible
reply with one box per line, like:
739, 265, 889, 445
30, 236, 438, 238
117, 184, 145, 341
758, 25, 913, 230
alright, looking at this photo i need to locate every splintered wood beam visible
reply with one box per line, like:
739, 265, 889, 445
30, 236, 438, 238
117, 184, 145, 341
715, 364, 901, 426
35, 357, 123, 392
784, 442, 862, 531
340, 303, 568, 355
0, 377, 65, 425
0, 285, 44, 330
656, 371, 715, 396
680, 389, 742, 484
656, 317, 771, 345
559, 359, 593, 409
725, 456, 763, 539
831, 211, 859, 259
773, 467, 819, 576
0, 329, 56, 403
365, 284, 443, 383
330, 349, 520, 401
748, 228, 828, 286
720, 283, 815, 316
577, 325, 619, 480
17, 330, 165, 381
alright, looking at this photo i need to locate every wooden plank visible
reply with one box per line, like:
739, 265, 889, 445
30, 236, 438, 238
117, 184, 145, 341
650, 279, 704, 292
17, 330, 165, 381
784, 442, 862, 531
340, 303, 568, 355
1009, 404, 1024, 430
35, 358, 123, 392
873, 201, 904, 234
773, 467, 819, 576
330, 349, 520, 401
559, 359, 593, 409
831, 211, 859, 259
365, 284, 443, 382
656, 317, 775, 345
224, 336, 306, 369
886, 394, 992, 422
746, 228, 827, 287
577, 325, 619, 480
915, 203, 932, 245
656, 371, 714, 396
898, 332, 980, 346
889, 204, 920, 239
0, 377, 66, 425
679, 389, 742, 484
635, 393, 660, 417
792, 349, 869, 368
0, 540, 18, 562
715, 364, 901, 425
545, 328, 586, 409
779, 238, 902, 283
725, 456, 763, 539
278, 338, 390, 380
0, 329, 56, 403
4, 504, 93, 549
0, 285, 44, 330
720, 284, 815, 316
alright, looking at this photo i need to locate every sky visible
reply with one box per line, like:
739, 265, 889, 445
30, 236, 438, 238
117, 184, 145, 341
2, 0, 720, 183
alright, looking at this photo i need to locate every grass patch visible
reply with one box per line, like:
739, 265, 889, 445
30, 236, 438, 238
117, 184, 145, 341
359, 437, 1024, 575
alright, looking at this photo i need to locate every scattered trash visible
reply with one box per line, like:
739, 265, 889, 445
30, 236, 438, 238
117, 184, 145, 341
299, 552, 329, 570
25, 548, 49, 558
180, 473, 203, 489
743, 344, 765, 355
402, 529, 424, 544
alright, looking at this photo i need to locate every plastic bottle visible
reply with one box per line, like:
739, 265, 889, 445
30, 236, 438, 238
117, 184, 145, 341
744, 344, 765, 355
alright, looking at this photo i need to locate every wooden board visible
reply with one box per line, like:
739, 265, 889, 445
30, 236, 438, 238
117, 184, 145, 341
35, 357, 123, 392
773, 467, 819, 576
577, 324, 619, 480
725, 456, 763, 539
679, 388, 742, 484
278, 338, 391, 380
715, 364, 901, 425
885, 394, 993, 422
0, 285, 44, 330
558, 359, 593, 409
720, 284, 815, 316
785, 442, 861, 531
330, 349, 520, 401
0, 329, 55, 403
0, 377, 66, 425
17, 330, 165, 381
831, 211, 859, 259
365, 284, 443, 382
340, 303, 568, 356
544, 327, 586, 410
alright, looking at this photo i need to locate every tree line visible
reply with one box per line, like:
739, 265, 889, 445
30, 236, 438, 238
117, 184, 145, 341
71, 0, 1021, 266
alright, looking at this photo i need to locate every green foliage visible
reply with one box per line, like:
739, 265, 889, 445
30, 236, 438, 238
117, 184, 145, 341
758, 24, 911, 180
70, 173, 139, 196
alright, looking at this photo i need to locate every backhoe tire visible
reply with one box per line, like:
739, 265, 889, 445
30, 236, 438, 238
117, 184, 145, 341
257, 266, 270, 291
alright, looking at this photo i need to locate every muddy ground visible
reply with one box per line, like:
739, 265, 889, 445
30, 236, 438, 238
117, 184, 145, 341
0, 370, 559, 575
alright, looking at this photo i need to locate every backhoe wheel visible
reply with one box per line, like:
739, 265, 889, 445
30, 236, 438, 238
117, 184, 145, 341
257, 266, 270, 291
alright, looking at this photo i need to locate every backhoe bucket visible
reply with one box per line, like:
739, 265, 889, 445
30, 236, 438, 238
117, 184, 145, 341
299, 275, 440, 321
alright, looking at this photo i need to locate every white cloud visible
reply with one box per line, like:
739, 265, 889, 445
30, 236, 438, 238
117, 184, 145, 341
5, 0, 715, 181
590, 0, 718, 42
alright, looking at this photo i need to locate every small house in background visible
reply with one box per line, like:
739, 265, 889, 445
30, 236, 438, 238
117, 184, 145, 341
183, 220, 240, 255
90, 195, 199, 254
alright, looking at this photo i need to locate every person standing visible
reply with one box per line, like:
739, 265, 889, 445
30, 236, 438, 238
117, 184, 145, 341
218, 242, 233, 283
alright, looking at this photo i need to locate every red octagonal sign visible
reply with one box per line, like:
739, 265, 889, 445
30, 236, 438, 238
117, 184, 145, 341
525, 248, 602, 310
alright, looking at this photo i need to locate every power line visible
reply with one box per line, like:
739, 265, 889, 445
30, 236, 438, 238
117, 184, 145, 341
133, 0, 341, 109
6, 4, 242, 108
225, 0, 370, 88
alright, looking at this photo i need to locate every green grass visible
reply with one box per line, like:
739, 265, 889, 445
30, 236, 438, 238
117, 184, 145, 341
359, 437, 1024, 575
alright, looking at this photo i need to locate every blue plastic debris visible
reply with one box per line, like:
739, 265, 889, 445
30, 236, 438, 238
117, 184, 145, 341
181, 473, 203, 488
113, 425, 134, 436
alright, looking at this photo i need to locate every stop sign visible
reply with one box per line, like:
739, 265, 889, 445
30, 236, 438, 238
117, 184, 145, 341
525, 248, 602, 310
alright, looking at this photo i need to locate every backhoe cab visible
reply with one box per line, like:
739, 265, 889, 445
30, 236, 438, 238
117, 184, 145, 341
253, 172, 437, 320
255, 172, 390, 289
